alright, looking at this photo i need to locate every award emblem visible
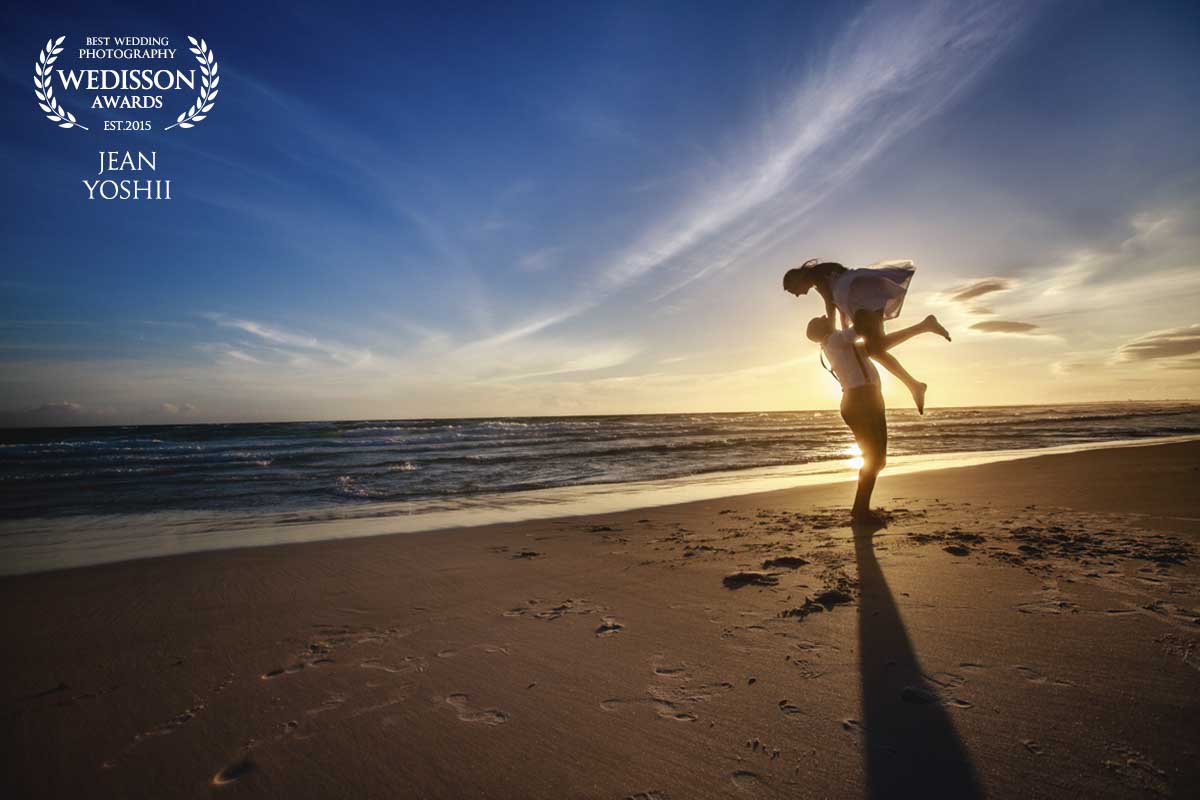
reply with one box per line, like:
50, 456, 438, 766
33, 35, 221, 199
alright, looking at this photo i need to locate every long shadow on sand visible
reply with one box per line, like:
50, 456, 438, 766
853, 523, 982, 799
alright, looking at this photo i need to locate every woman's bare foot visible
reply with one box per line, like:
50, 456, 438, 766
913, 382, 927, 415
925, 315, 951, 341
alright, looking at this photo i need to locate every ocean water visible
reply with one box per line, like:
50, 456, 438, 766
4, 402, 1200, 520
1, 402, 1198, 573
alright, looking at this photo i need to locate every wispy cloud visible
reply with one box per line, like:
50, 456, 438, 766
486, 344, 641, 382
30, 400, 84, 415
1118, 324, 1200, 365
203, 314, 372, 367
0, 400, 96, 427
932, 205, 1200, 340
517, 245, 567, 274
473, 0, 1033, 346
159, 402, 197, 415
970, 320, 1041, 335
225, 348, 264, 365
215, 318, 320, 350
602, 0, 1031, 298
198, 308, 640, 397
946, 278, 1015, 303
461, 306, 590, 351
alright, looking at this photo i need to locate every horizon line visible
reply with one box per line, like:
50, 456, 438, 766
2, 397, 1197, 432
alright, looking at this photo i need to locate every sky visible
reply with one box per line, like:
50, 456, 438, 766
2, 0, 1199, 426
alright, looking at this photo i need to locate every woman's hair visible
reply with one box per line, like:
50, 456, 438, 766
782, 259, 845, 291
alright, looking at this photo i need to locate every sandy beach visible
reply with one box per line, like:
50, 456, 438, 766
7, 1, 1200, 797
3, 440, 1198, 799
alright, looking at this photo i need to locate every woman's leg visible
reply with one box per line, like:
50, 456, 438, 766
853, 310, 928, 414
879, 315, 950, 349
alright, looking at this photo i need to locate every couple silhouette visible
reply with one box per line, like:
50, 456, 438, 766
784, 260, 951, 524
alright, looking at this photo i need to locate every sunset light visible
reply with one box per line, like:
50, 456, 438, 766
3, 3, 1198, 798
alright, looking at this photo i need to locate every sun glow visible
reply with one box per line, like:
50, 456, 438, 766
843, 442, 864, 471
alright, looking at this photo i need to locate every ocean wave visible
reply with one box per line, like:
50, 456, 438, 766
3, 402, 1198, 520
333, 475, 370, 498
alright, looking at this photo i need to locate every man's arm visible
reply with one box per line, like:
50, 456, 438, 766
816, 284, 846, 329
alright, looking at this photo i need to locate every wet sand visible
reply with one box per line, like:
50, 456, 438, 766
3, 441, 1198, 798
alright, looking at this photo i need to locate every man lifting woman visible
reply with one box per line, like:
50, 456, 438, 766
784, 259, 950, 523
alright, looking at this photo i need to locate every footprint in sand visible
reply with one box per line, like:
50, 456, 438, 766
898, 673, 973, 709
600, 696, 696, 722
625, 792, 670, 800
145, 704, 204, 736
438, 644, 511, 658
762, 556, 809, 570
211, 757, 255, 786
1022, 739, 1045, 755
927, 671, 966, 689
261, 641, 342, 679
656, 705, 698, 722
107, 701, 208, 768
1157, 634, 1200, 671
261, 663, 308, 679
650, 655, 688, 678
1103, 744, 1170, 794
604, 677, 733, 722
1013, 665, 1074, 687
730, 770, 763, 790
360, 655, 424, 674
606, 656, 733, 721
778, 700, 805, 718
446, 693, 509, 725
723, 571, 779, 589
508, 598, 606, 621
653, 665, 687, 677
306, 693, 348, 717
348, 694, 407, 720
596, 617, 624, 637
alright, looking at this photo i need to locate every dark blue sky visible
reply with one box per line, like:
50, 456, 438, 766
3, 1, 1199, 424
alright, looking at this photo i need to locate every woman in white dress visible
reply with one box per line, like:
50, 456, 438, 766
784, 259, 950, 414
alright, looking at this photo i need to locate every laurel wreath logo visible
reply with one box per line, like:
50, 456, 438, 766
165, 37, 219, 130
34, 36, 88, 130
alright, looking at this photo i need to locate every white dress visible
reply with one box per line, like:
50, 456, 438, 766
831, 260, 915, 321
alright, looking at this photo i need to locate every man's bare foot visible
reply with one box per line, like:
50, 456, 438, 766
925, 315, 951, 341
852, 509, 887, 526
913, 382, 927, 415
